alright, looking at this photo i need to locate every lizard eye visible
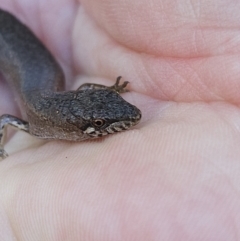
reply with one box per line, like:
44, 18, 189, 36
93, 119, 105, 127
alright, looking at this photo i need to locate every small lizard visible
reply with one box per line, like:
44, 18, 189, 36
0, 9, 141, 159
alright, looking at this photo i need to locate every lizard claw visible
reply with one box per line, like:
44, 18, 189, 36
110, 76, 129, 94
0, 146, 8, 160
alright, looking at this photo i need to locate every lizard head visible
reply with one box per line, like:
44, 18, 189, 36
68, 89, 141, 139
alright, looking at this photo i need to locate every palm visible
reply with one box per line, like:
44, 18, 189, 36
0, 0, 239, 240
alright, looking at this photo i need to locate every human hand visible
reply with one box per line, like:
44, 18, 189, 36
0, 0, 240, 240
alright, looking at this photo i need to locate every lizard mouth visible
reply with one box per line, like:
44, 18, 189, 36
83, 112, 141, 138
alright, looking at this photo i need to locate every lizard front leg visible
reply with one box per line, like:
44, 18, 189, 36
77, 76, 129, 94
0, 114, 29, 159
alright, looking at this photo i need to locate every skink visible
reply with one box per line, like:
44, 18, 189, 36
0, 9, 141, 159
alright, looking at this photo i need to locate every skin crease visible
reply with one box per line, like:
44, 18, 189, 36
0, 0, 240, 240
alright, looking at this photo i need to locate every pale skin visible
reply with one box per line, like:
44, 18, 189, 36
0, 0, 240, 240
